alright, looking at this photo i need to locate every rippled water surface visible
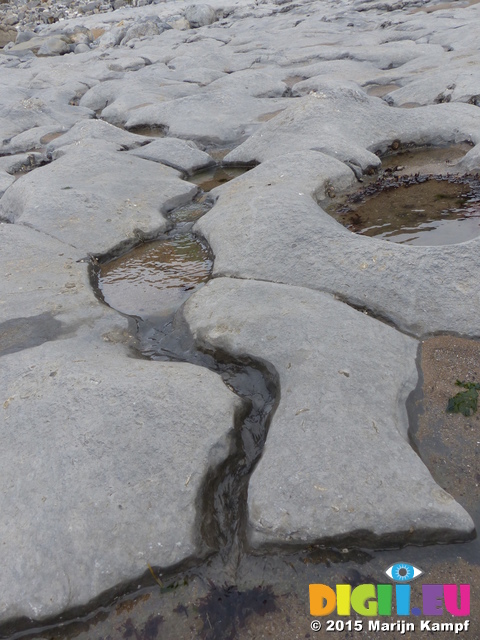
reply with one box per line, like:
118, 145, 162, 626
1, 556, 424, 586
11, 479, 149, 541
99, 233, 213, 318
332, 177, 480, 245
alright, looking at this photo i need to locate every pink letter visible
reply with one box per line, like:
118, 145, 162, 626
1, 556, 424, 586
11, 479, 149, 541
444, 585, 470, 616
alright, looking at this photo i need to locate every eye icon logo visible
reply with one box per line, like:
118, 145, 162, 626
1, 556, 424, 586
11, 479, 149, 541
385, 562, 423, 582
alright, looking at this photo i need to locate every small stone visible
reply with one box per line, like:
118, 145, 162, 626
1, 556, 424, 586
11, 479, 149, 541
74, 42, 90, 53
184, 4, 217, 28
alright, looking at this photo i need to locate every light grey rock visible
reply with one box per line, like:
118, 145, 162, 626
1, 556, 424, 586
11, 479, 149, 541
107, 55, 147, 71
96, 25, 126, 47
225, 88, 480, 172
15, 30, 36, 44
74, 42, 91, 53
128, 137, 215, 173
0, 152, 43, 174
0, 337, 239, 622
183, 278, 475, 547
208, 68, 287, 98
0, 170, 14, 196
79, 75, 199, 126
0, 95, 93, 149
291, 76, 367, 98
166, 15, 191, 30
454, 142, 480, 172
0, 146, 197, 254
184, 3, 217, 27
120, 16, 170, 45
66, 27, 95, 45
45, 118, 152, 152
125, 89, 288, 144
8, 35, 68, 55
0, 223, 120, 332
384, 67, 480, 107
1, 124, 68, 155
165, 63, 226, 85
289, 59, 390, 94
37, 35, 73, 56
195, 150, 480, 337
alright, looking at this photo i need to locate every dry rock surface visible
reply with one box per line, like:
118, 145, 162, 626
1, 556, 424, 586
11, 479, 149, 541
0, 0, 479, 632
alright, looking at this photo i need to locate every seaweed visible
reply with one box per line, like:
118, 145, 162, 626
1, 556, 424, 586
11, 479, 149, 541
446, 380, 480, 416
197, 582, 277, 640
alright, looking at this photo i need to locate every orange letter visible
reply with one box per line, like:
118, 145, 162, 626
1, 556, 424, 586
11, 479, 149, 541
309, 584, 337, 616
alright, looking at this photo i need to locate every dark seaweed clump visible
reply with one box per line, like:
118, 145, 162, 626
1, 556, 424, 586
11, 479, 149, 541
198, 583, 277, 640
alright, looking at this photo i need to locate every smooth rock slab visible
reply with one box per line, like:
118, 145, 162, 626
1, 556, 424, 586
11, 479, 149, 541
125, 90, 288, 144
0, 146, 197, 254
128, 137, 215, 174
225, 88, 480, 171
45, 119, 153, 153
0, 170, 13, 197
197, 150, 480, 337
0, 338, 239, 622
0, 223, 121, 335
183, 278, 475, 548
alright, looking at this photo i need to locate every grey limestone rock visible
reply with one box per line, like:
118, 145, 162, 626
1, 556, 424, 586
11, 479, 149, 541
165, 15, 191, 30
74, 42, 91, 53
120, 16, 170, 45
183, 278, 475, 547
125, 89, 288, 144
0, 146, 197, 254
225, 88, 480, 171
0, 337, 239, 622
36, 35, 73, 56
128, 137, 215, 173
15, 30, 36, 44
0, 222, 119, 330
184, 3, 217, 27
196, 150, 480, 337
0, 170, 14, 196
45, 118, 153, 152
1, 124, 68, 155
208, 68, 287, 98
454, 142, 480, 172
96, 25, 126, 47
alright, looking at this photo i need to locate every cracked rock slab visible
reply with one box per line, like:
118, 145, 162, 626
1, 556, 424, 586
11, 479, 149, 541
0, 146, 197, 254
0, 338, 240, 623
183, 278, 475, 547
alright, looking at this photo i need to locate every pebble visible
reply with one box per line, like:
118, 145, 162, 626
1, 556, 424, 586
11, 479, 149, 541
0, 0, 221, 50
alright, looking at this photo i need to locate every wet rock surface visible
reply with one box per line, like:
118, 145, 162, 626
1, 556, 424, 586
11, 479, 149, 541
0, 145, 196, 254
183, 278, 474, 547
0, 338, 239, 622
1, 0, 480, 635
